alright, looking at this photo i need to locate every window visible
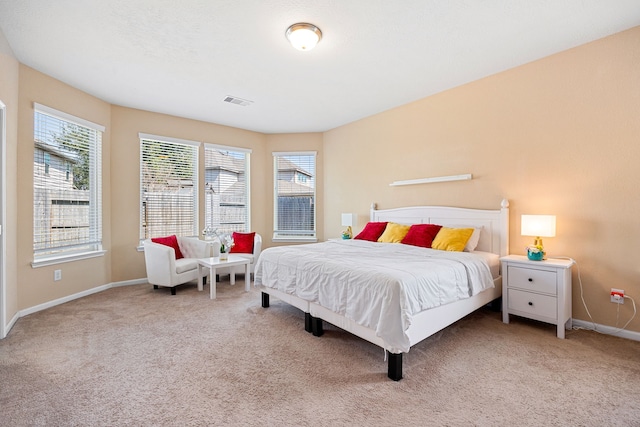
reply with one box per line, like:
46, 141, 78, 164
33, 104, 103, 261
273, 152, 316, 241
140, 134, 199, 242
204, 144, 251, 235
44, 152, 50, 175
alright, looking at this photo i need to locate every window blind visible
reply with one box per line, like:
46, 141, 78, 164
33, 105, 103, 258
140, 136, 199, 241
273, 152, 316, 240
204, 144, 250, 234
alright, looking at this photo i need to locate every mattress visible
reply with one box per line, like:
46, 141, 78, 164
255, 239, 496, 353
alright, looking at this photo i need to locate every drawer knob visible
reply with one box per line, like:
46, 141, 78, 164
528, 301, 533, 306
528, 278, 533, 282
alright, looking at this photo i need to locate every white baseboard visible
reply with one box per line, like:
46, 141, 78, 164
19, 283, 112, 317
111, 278, 148, 287
16, 278, 147, 320
572, 319, 640, 342
4, 311, 19, 337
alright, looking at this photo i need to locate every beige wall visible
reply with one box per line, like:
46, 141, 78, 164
0, 28, 19, 330
2, 25, 639, 335
16, 65, 112, 309
265, 133, 324, 246
109, 106, 269, 282
8, 67, 325, 308
324, 26, 640, 332
107, 111, 323, 280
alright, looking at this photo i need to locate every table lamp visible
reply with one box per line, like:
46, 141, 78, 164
341, 213, 357, 239
521, 214, 556, 260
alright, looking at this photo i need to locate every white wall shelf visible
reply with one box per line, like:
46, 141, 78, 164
389, 174, 472, 187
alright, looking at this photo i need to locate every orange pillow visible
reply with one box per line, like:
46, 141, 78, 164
377, 223, 411, 243
431, 227, 474, 252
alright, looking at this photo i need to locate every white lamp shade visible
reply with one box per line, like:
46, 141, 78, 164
521, 215, 556, 237
341, 213, 357, 227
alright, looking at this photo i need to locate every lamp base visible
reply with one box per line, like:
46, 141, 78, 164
527, 249, 544, 261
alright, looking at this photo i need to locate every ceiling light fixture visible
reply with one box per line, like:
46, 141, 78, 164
285, 23, 322, 51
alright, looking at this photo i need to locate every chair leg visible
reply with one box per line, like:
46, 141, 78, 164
171, 287, 176, 296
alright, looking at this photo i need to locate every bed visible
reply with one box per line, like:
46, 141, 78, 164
255, 200, 510, 380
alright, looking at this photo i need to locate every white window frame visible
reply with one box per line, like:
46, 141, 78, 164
272, 151, 317, 242
139, 133, 200, 245
32, 103, 105, 267
204, 143, 252, 235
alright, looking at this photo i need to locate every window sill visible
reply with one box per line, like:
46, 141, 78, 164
272, 237, 318, 244
31, 250, 107, 268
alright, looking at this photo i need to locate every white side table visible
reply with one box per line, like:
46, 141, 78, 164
198, 255, 251, 299
501, 255, 574, 339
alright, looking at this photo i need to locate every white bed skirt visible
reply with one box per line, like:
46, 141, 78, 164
259, 276, 501, 354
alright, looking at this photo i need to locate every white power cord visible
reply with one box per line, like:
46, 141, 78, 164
556, 256, 637, 336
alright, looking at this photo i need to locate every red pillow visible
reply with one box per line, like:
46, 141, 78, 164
354, 222, 388, 242
230, 232, 255, 254
401, 224, 443, 248
151, 235, 184, 259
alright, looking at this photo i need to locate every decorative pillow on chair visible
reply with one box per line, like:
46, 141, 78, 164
354, 222, 388, 242
151, 235, 184, 259
431, 227, 474, 252
377, 222, 411, 243
230, 232, 255, 253
401, 224, 442, 248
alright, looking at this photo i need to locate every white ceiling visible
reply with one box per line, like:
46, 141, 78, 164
0, 1, 639, 134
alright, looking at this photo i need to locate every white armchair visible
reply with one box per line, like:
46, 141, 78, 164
143, 236, 211, 295
219, 233, 262, 285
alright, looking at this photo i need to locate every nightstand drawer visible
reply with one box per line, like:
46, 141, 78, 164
508, 289, 557, 319
508, 266, 556, 294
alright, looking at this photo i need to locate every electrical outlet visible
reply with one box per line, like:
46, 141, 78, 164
54, 269, 62, 281
611, 288, 624, 304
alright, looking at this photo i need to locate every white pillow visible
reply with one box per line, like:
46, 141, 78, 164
464, 227, 482, 252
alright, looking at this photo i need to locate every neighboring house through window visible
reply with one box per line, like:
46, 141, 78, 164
33, 103, 104, 263
139, 133, 199, 242
273, 152, 316, 241
204, 144, 251, 235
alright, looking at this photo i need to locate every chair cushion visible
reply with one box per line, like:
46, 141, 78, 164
230, 232, 255, 253
152, 235, 184, 259
175, 258, 197, 274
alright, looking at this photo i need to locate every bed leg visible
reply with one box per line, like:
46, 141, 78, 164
489, 297, 502, 312
388, 353, 403, 381
311, 316, 324, 337
261, 292, 270, 308
305, 313, 313, 333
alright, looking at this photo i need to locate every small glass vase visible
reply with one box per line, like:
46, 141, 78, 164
219, 251, 228, 261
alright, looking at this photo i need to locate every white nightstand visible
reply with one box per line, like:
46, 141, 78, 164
501, 255, 574, 339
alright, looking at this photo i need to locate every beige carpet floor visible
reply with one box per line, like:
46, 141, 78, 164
1, 280, 640, 426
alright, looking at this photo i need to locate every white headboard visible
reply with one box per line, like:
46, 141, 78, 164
370, 199, 510, 256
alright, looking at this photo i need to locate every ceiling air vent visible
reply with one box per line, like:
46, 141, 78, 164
223, 96, 253, 107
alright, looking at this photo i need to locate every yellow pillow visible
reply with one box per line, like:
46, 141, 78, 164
431, 227, 474, 251
377, 222, 411, 243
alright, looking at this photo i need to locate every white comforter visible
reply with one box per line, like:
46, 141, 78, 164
255, 239, 495, 353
